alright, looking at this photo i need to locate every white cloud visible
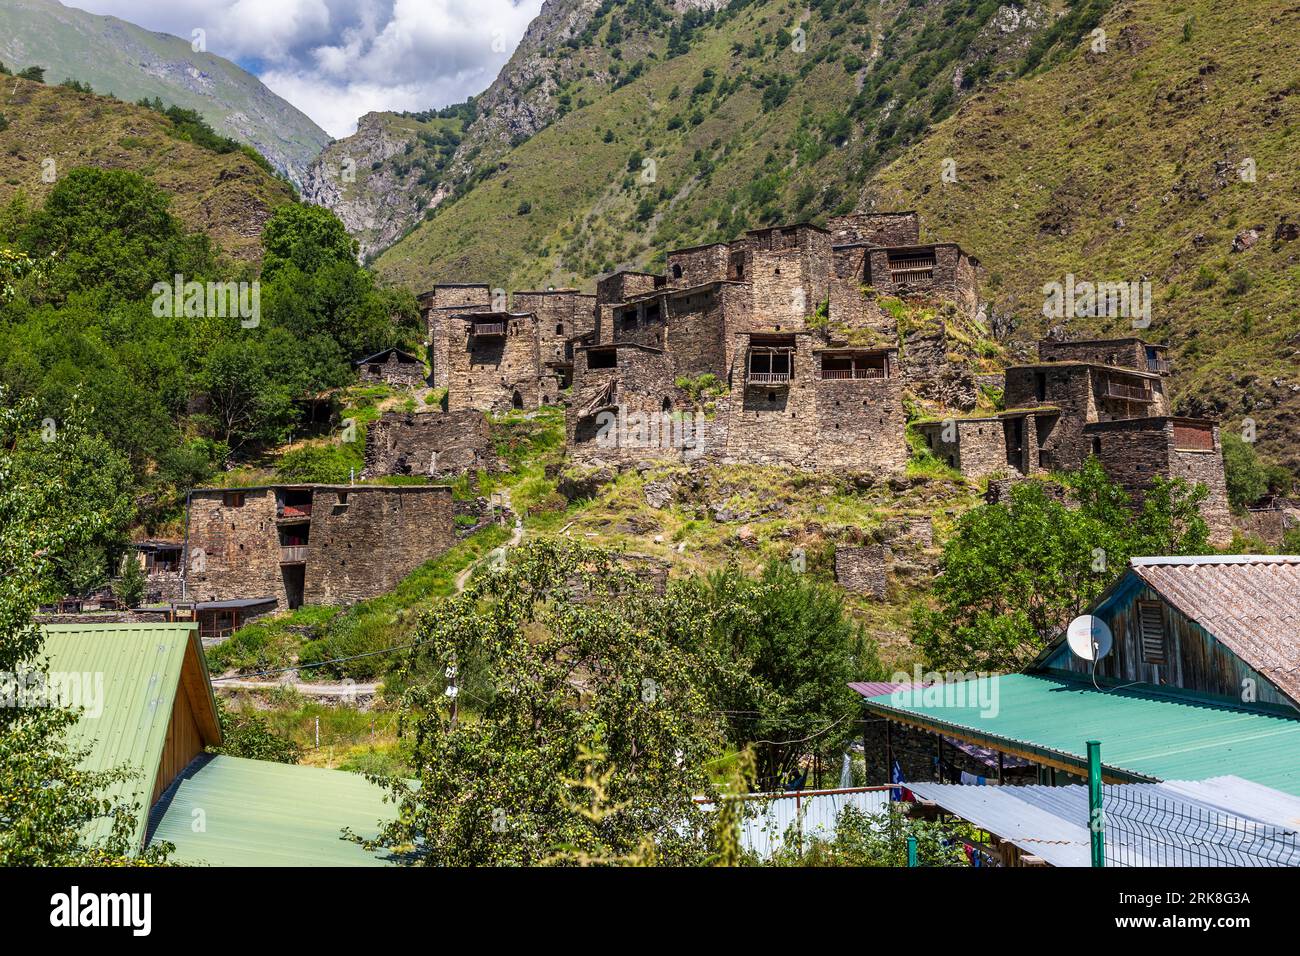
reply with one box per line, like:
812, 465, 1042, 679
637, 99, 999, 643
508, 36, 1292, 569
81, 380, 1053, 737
71, 0, 544, 137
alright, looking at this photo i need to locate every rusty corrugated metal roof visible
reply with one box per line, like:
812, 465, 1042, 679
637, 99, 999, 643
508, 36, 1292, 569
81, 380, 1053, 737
1129, 556, 1300, 706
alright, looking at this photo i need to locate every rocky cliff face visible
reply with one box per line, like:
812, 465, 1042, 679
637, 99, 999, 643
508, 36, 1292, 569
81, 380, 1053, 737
301, 112, 443, 262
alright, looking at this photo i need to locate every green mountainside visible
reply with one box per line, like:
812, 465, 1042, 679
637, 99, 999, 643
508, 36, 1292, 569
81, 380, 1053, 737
371, 0, 1083, 286
0, 0, 330, 186
0, 77, 295, 260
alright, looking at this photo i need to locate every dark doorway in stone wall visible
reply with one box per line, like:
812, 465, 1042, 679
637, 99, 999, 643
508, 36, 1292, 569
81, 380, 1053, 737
282, 564, 305, 610
512, 389, 523, 409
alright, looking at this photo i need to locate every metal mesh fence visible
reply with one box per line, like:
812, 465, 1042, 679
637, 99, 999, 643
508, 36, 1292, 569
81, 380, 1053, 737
1104, 785, 1300, 867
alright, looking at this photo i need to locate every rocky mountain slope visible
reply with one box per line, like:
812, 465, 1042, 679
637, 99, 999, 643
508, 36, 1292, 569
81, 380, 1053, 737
361, 0, 1075, 284
301, 108, 470, 262
0, 77, 296, 261
0, 0, 330, 186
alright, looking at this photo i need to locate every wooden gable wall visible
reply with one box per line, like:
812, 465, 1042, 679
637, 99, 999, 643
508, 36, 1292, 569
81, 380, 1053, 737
1040, 574, 1289, 709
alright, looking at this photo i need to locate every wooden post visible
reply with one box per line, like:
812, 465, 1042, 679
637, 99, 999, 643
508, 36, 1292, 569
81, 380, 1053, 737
935, 732, 943, 782
883, 719, 892, 785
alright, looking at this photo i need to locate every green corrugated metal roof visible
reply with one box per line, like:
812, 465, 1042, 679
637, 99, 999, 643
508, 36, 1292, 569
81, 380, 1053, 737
863, 674, 1300, 796
146, 755, 404, 866
40, 622, 200, 849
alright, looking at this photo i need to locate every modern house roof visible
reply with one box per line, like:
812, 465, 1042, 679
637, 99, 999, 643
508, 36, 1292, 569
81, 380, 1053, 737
146, 755, 404, 866
905, 775, 1300, 867
40, 622, 222, 849
42, 621, 401, 866
1031, 555, 1300, 706
857, 673, 1300, 796
1128, 556, 1300, 703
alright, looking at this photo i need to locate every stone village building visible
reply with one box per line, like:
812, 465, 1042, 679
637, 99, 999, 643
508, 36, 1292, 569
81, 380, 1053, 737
181, 484, 455, 611
417, 211, 1230, 535
420, 212, 975, 474
915, 336, 1232, 540
353, 347, 426, 388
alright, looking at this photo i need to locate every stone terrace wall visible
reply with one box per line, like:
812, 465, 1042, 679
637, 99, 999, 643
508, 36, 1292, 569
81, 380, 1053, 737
304, 486, 455, 605
447, 315, 541, 413
364, 409, 500, 478
184, 489, 287, 606
834, 545, 889, 598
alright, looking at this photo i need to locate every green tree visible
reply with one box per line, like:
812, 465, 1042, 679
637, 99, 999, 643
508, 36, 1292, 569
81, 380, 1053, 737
113, 551, 145, 608
767, 804, 972, 867
0, 397, 169, 865
209, 700, 302, 764
260, 203, 358, 283
353, 540, 729, 866
1221, 431, 1269, 513
703, 560, 884, 790
913, 460, 1209, 671
19, 168, 213, 302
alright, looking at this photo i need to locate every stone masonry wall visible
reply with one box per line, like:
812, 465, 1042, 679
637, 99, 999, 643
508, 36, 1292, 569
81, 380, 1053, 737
834, 545, 890, 598
184, 488, 287, 605
423, 285, 491, 389
568, 345, 688, 464
513, 290, 596, 376
357, 352, 425, 388
866, 244, 977, 317
596, 271, 662, 305
812, 372, 907, 472
828, 211, 920, 247
1038, 338, 1148, 370
447, 315, 542, 413
364, 409, 501, 478
712, 334, 907, 472
304, 486, 455, 605
666, 244, 730, 287
747, 229, 831, 331
917, 418, 1009, 479
666, 283, 732, 379
1090, 418, 1232, 543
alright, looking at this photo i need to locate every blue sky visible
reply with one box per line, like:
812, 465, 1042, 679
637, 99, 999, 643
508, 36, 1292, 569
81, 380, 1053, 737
72, 0, 545, 137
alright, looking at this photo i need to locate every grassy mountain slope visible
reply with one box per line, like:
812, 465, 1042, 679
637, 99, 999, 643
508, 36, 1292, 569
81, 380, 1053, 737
866, 0, 1300, 474
0, 0, 329, 185
372, 0, 1079, 287
0, 77, 295, 260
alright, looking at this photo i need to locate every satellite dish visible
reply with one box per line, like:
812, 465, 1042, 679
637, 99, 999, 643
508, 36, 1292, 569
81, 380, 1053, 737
1067, 615, 1113, 662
